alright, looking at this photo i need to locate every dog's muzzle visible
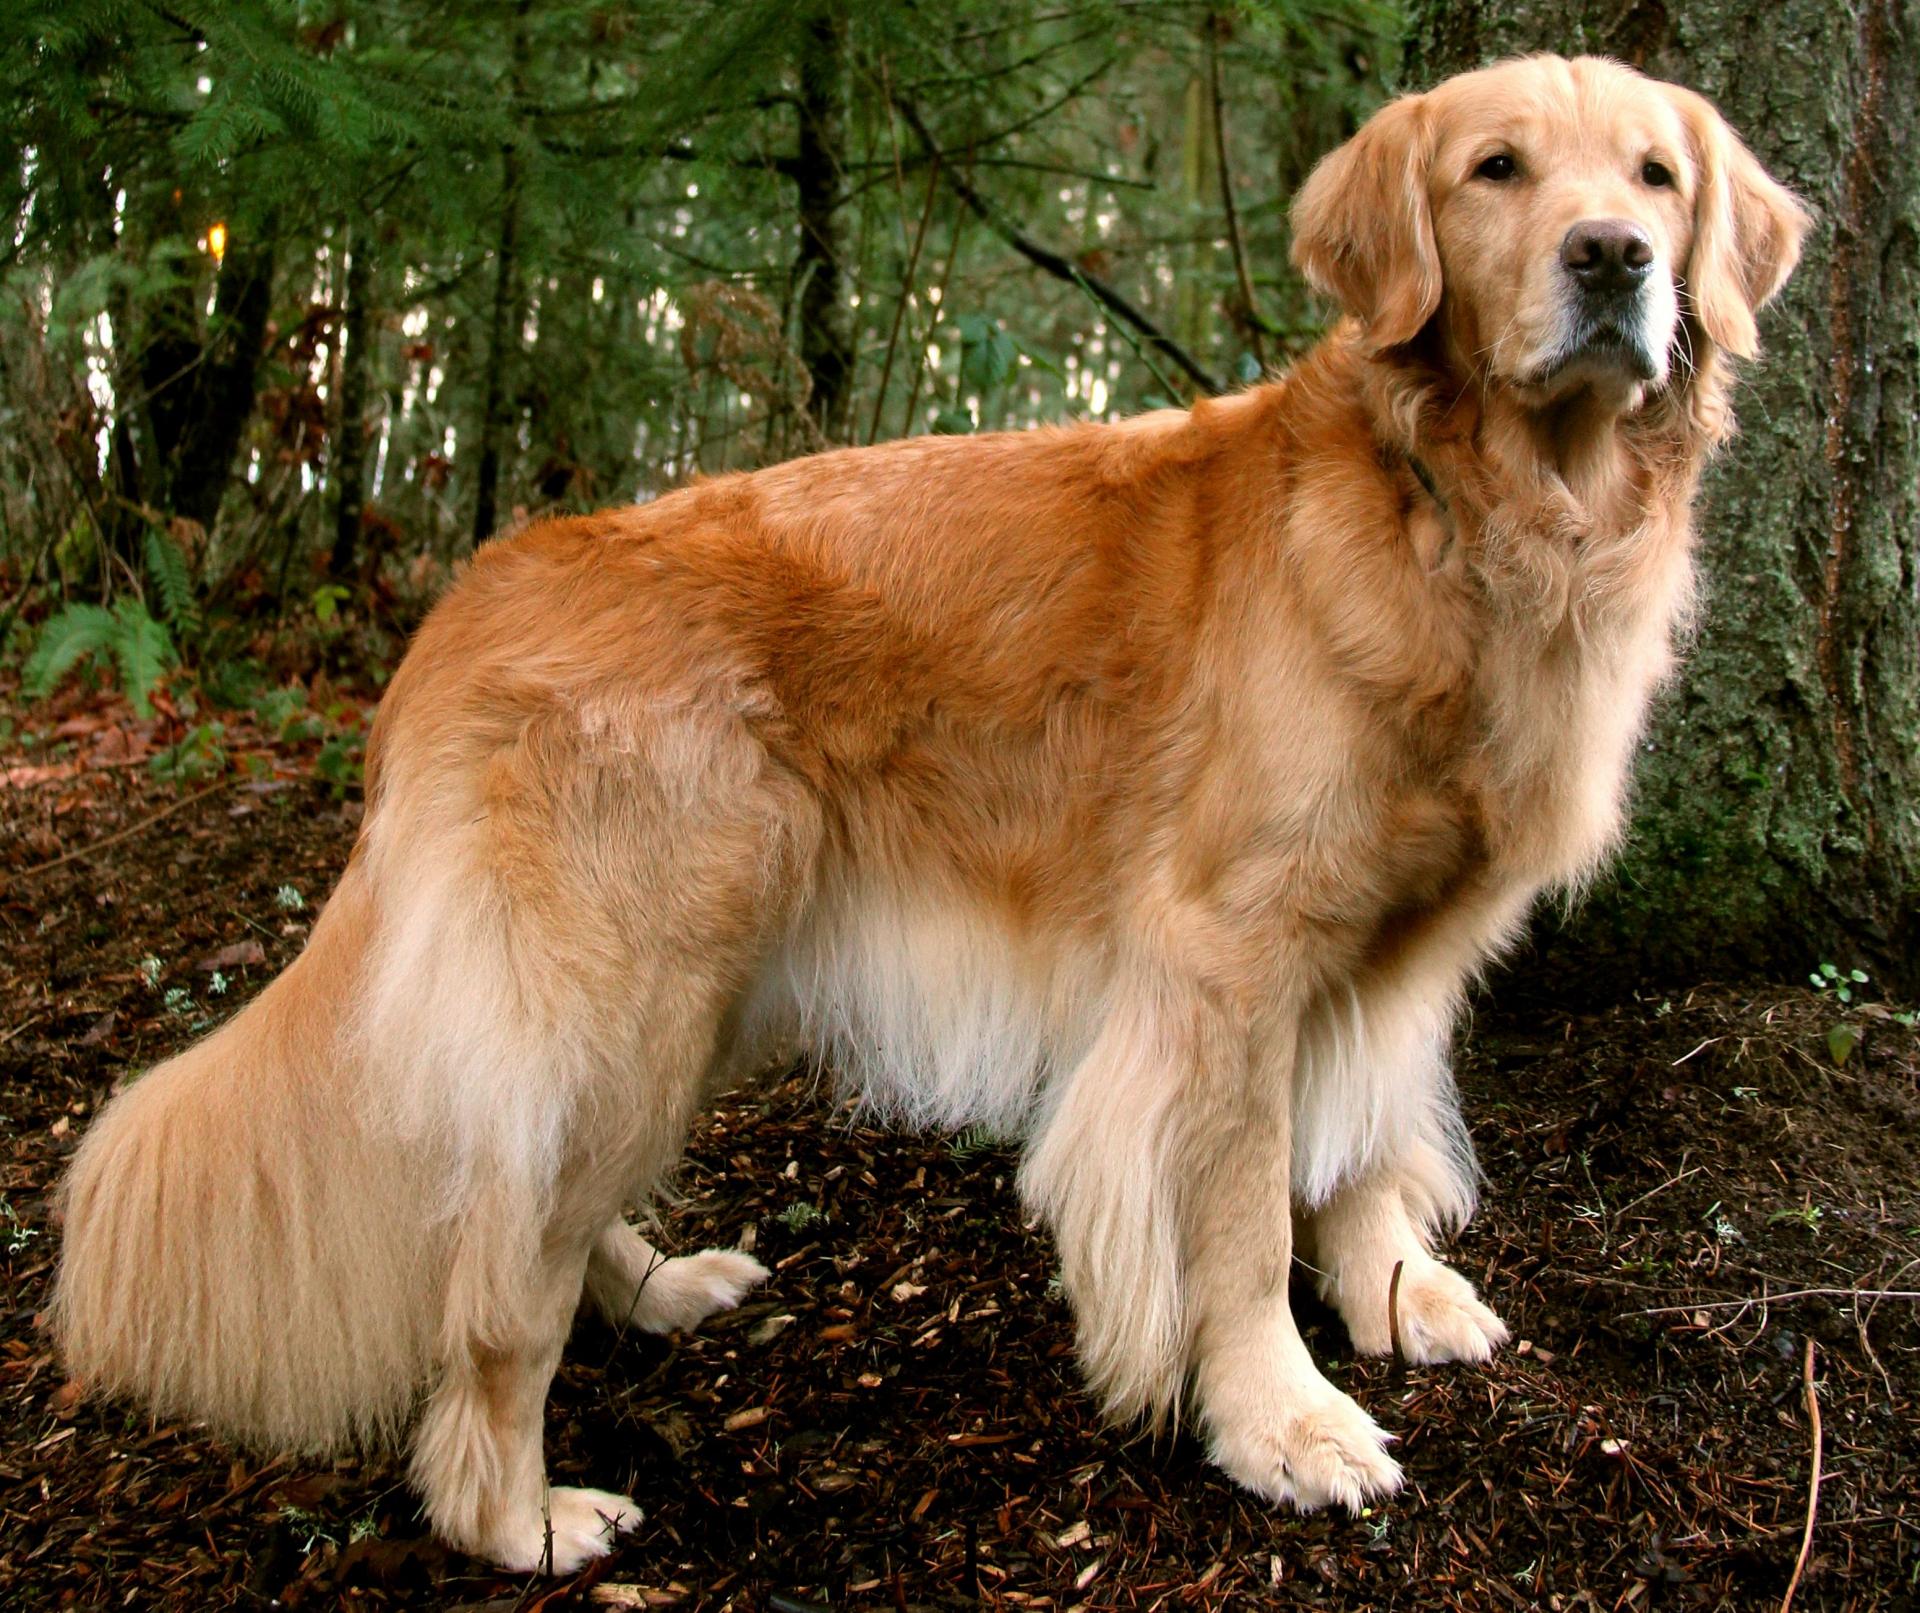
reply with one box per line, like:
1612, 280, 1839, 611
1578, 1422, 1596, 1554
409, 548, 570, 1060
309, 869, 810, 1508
1542, 217, 1663, 382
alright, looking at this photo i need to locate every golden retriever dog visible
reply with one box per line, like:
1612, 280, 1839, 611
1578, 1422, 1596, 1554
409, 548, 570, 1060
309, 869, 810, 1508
53, 55, 1805, 1573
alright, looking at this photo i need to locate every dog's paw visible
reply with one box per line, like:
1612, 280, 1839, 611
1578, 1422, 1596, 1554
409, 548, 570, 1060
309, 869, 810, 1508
1209, 1387, 1402, 1512
633, 1248, 769, 1334
1341, 1257, 1508, 1365
1395, 1261, 1509, 1365
487, 1487, 641, 1575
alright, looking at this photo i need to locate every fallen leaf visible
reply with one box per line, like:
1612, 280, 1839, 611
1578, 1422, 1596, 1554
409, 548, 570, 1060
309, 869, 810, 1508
198, 939, 266, 973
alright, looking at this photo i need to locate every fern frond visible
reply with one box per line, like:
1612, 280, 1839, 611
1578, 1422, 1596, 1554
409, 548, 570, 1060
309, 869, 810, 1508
23, 603, 117, 700
143, 526, 199, 638
109, 598, 176, 718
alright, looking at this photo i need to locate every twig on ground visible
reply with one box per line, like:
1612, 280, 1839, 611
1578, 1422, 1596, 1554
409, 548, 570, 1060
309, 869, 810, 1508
1779, 1337, 1822, 1613
1626, 1287, 1920, 1320
1388, 1258, 1405, 1362
7, 779, 231, 881
1610, 1163, 1705, 1222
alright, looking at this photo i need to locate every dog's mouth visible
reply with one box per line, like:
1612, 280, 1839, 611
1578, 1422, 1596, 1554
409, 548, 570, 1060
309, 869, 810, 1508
1532, 315, 1662, 388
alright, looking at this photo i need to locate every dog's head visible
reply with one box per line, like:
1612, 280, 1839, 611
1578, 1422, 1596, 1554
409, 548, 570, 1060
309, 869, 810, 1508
1290, 55, 1809, 409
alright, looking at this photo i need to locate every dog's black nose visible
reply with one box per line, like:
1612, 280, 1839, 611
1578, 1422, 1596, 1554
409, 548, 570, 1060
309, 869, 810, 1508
1560, 219, 1654, 294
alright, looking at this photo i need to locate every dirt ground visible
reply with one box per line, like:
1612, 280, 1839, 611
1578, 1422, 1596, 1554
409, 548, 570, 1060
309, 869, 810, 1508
3, 757, 1916, 1611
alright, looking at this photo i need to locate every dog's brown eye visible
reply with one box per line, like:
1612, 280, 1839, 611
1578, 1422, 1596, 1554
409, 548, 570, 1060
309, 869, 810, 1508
1641, 159, 1674, 187
1475, 153, 1517, 182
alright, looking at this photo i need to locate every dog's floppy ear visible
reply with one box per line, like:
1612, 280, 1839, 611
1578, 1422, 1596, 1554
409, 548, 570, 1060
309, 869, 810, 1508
1669, 86, 1811, 359
1290, 94, 1440, 353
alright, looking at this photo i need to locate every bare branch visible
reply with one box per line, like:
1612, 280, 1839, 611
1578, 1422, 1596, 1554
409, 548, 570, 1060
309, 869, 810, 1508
892, 99, 1224, 398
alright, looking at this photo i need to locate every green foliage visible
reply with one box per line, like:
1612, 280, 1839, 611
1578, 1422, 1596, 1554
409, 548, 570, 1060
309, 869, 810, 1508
142, 527, 200, 639
314, 731, 365, 795
956, 314, 1019, 396
150, 721, 227, 781
253, 684, 319, 742
1, 0, 1395, 625
775, 1202, 826, 1233
310, 584, 351, 629
23, 598, 177, 718
947, 1124, 1004, 1163
1810, 961, 1868, 1004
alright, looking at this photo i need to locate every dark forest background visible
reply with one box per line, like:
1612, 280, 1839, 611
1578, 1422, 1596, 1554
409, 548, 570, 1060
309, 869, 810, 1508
2, 0, 1915, 996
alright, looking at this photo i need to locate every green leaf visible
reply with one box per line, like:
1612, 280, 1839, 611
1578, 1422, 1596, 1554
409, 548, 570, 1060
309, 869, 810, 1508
961, 326, 1017, 394
23, 604, 118, 700
1827, 1023, 1858, 1066
311, 584, 351, 626
930, 405, 975, 435
150, 722, 227, 782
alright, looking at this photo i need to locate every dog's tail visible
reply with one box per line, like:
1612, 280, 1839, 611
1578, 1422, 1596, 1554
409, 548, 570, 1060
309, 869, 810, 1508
50, 859, 443, 1453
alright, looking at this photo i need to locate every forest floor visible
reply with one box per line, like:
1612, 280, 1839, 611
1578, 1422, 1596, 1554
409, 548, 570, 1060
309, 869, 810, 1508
2, 718, 1917, 1612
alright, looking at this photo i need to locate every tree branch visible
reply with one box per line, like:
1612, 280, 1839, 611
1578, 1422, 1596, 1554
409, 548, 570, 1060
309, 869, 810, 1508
891, 98, 1223, 398
1207, 13, 1266, 370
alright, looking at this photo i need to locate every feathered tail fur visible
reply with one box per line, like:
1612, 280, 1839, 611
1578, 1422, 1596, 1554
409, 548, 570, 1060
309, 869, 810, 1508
50, 861, 446, 1453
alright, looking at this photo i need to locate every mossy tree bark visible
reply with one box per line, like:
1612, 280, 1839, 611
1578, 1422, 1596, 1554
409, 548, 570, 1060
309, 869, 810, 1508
1407, 0, 1920, 993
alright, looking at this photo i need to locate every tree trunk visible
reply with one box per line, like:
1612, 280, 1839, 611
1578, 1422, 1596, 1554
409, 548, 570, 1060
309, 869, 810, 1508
473, 3, 531, 547
329, 227, 373, 579
1405, 1, 1920, 993
471, 152, 521, 547
792, 5, 851, 442
140, 233, 276, 536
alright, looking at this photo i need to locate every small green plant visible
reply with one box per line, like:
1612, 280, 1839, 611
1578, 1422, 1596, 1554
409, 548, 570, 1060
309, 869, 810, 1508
775, 1202, 826, 1233
1704, 1202, 1743, 1245
274, 884, 306, 913
314, 731, 365, 794
310, 583, 352, 628
24, 598, 177, 718
1, 1196, 39, 1255
1811, 962, 1868, 1004
150, 721, 228, 782
947, 1124, 1002, 1163
279, 1505, 343, 1553
1769, 1201, 1825, 1232
253, 684, 324, 743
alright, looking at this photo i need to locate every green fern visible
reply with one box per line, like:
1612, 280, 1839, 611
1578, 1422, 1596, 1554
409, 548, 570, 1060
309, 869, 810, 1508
112, 600, 175, 716
142, 527, 199, 638
23, 604, 118, 699
24, 598, 177, 718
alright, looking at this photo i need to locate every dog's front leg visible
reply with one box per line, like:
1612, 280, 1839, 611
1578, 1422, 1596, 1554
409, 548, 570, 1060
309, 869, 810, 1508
1305, 1150, 1509, 1365
1021, 985, 1400, 1510
1183, 1012, 1403, 1511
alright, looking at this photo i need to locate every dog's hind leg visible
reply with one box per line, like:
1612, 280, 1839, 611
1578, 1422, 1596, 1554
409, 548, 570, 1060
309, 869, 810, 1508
584, 1220, 769, 1336
411, 1229, 640, 1573
1304, 1143, 1508, 1365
